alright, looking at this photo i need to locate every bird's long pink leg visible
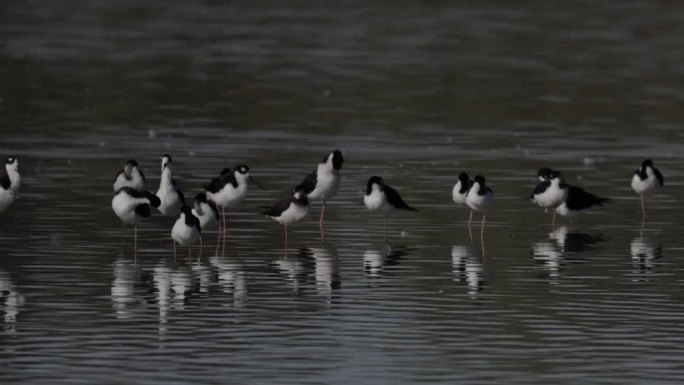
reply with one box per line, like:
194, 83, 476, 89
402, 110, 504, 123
284, 225, 288, 256
481, 214, 486, 238
468, 211, 473, 226
552, 211, 557, 228
199, 237, 204, 260
384, 216, 388, 241
641, 196, 646, 223
173, 241, 177, 260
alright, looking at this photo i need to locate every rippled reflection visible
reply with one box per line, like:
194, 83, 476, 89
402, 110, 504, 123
532, 226, 605, 284
209, 255, 247, 307
309, 245, 341, 298
363, 244, 410, 278
111, 258, 149, 319
630, 236, 663, 281
0, 270, 24, 334
451, 245, 486, 296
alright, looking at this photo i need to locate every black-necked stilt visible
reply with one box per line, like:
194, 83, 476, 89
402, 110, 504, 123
192, 192, 219, 232
631, 159, 663, 222
171, 205, 202, 259
529, 169, 568, 227
156, 154, 185, 216
0, 156, 21, 212
300, 150, 344, 231
205, 164, 263, 237
555, 185, 609, 218
452, 172, 473, 223
112, 186, 161, 258
363, 176, 417, 239
263, 185, 310, 252
192, 192, 219, 254
113, 159, 146, 192
465, 175, 493, 237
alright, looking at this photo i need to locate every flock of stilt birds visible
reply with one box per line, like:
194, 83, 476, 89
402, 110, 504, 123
0, 152, 665, 258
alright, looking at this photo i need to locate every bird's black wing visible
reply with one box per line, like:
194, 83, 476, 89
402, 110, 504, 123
134, 204, 152, 218
262, 197, 292, 217
300, 169, 318, 195
565, 185, 609, 211
204, 174, 227, 193
141, 190, 161, 208
384, 184, 417, 211
176, 185, 186, 206
654, 168, 664, 187
0, 175, 10, 190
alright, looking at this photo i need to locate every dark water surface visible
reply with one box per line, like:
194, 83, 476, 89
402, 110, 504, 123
2, 1, 684, 384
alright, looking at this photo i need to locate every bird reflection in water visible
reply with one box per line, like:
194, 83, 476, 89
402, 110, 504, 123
451, 245, 486, 296
532, 226, 605, 284
209, 254, 247, 307
0, 270, 25, 334
111, 257, 152, 319
363, 244, 410, 278
270, 244, 341, 297
630, 236, 663, 281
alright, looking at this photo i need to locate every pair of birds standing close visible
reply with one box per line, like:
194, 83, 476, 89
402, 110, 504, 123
111, 151, 345, 257
523, 159, 662, 226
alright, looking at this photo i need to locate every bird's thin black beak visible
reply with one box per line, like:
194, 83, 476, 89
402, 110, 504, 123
249, 176, 264, 190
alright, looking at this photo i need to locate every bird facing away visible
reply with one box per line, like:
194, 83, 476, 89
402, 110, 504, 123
113, 159, 146, 192
555, 185, 610, 218
263, 185, 310, 252
631, 159, 664, 222
529, 169, 568, 227
171, 205, 202, 259
205, 164, 263, 238
156, 154, 185, 217
466, 175, 493, 237
192, 191, 220, 256
112, 186, 161, 258
452, 172, 473, 223
300, 149, 344, 231
363, 176, 417, 240
0, 156, 21, 212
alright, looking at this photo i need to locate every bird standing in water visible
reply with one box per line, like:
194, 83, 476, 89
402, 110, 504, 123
300, 150, 344, 238
631, 159, 663, 222
363, 176, 417, 240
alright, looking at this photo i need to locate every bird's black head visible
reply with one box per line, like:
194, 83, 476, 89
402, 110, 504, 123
220, 167, 231, 175
642, 159, 654, 169
537, 168, 553, 180
161, 154, 172, 170
126, 159, 139, 167
331, 150, 344, 170
180, 205, 194, 217
366, 176, 384, 194
293, 184, 308, 202
194, 192, 208, 203
458, 172, 469, 185
550, 170, 564, 181
235, 164, 250, 175
5, 156, 17, 165
474, 175, 486, 186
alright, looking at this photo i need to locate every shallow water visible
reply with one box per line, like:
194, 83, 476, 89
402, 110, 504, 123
2, 1, 684, 384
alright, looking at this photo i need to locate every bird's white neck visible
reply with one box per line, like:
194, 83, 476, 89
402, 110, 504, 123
6, 166, 20, 189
